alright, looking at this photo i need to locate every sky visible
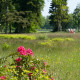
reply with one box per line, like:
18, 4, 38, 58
42, 0, 80, 17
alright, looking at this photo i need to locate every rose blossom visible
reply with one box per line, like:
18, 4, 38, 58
17, 46, 25, 52
26, 48, 33, 56
20, 50, 27, 55
16, 57, 22, 62
0, 76, 5, 80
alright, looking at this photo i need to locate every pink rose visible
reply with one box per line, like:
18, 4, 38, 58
20, 51, 27, 56
17, 46, 25, 52
26, 48, 33, 56
0, 76, 5, 80
16, 57, 22, 62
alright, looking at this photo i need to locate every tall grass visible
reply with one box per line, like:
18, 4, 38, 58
0, 33, 80, 80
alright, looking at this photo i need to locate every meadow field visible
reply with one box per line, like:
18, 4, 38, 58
0, 32, 80, 80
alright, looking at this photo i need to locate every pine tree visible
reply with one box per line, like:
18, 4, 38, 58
49, 0, 69, 31
11, 0, 44, 33
73, 3, 80, 32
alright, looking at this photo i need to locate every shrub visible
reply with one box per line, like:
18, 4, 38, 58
37, 34, 48, 40
0, 46, 54, 80
0, 34, 36, 40
2, 43, 10, 51
40, 38, 74, 47
65, 38, 74, 41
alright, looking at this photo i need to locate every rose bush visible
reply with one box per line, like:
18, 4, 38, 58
0, 46, 54, 80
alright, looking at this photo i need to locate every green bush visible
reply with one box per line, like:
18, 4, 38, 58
0, 46, 54, 80
37, 34, 48, 40
2, 43, 10, 51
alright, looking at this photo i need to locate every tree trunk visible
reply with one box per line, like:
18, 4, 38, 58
5, 21, 8, 34
78, 25, 79, 32
58, 20, 62, 31
5, 6, 8, 34
9, 24, 11, 33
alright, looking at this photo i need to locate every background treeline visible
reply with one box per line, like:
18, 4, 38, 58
0, 0, 80, 33
48, 0, 80, 32
0, 0, 44, 33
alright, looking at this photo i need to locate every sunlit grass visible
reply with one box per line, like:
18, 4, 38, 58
0, 34, 36, 40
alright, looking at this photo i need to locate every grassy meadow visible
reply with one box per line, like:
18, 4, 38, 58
0, 32, 80, 80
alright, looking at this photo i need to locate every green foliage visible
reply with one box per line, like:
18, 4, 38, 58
37, 34, 48, 40
0, 34, 36, 40
49, 0, 69, 31
40, 38, 74, 47
0, 33, 80, 80
41, 16, 53, 29
29, 22, 39, 33
0, 46, 54, 80
11, 0, 45, 33
2, 43, 10, 50
0, 0, 45, 33
39, 15, 45, 28
65, 38, 74, 41
73, 3, 80, 31
0, 0, 14, 33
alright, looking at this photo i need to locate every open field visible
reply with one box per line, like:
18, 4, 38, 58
0, 32, 80, 80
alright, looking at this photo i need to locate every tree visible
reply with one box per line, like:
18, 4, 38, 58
0, 0, 7, 32
11, 0, 44, 33
0, 0, 44, 33
49, 0, 69, 31
73, 3, 80, 32
0, 0, 14, 33
39, 15, 45, 28
41, 16, 53, 29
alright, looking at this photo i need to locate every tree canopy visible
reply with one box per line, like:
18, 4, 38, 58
0, 0, 80, 33
49, 0, 69, 31
73, 3, 80, 31
0, 0, 44, 33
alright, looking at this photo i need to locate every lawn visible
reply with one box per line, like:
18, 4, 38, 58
0, 32, 80, 80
